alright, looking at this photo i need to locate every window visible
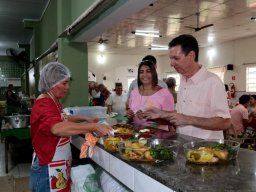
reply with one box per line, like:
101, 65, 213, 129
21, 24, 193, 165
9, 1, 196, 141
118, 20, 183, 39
246, 65, 256, 92
166, 73, 180, 91
208, 67, 225, 82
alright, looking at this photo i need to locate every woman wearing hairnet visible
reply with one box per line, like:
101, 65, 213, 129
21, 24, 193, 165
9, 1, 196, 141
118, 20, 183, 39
29, 62, 112, 192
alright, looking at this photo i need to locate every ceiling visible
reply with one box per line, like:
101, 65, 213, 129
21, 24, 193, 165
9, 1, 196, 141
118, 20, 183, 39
86, 0, 256, 56
1, 0, 256, 57
0, 0, 49, 55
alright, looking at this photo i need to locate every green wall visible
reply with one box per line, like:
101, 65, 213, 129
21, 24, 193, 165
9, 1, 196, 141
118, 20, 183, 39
40, 0, 58, 54
70, 0, 96, 22
28, 0, 125, 106
0, 56, 23, 78
0, 56, 24, 99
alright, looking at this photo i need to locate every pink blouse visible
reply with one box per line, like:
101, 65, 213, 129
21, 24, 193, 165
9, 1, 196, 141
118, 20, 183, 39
128, 88, 174, 130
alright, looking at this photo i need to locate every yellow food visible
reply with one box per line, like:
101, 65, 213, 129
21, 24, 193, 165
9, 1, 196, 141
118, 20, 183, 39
139, 129, 150, 133
187, 147, 229, 164
121, 142, 152, 161
115, 127, 133, 134
104, 137, 121, 152
144, 151, 153, 160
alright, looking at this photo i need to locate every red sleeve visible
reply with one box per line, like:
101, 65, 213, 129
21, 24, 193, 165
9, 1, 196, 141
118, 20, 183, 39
30, 97, 62, 136
30, 97, 63, 165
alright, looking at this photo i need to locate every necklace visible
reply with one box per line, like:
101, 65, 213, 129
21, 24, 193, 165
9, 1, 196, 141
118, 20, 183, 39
47, 92, 62, 114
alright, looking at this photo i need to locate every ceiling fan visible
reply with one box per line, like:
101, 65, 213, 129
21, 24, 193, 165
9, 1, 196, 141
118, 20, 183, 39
185, 12, 214, 32
87, 35, 109, 45
98, 36, 108, 44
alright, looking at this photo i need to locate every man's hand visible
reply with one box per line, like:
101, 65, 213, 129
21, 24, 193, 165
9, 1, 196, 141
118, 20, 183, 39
143, 107, 163, 119
168, 112, 190, 126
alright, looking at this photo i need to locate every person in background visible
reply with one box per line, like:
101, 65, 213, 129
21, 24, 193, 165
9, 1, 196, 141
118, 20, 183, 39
248, 95, 256, 114
106, 82, 127, 116
225, 84, 232, 108
98, 83, 111, 106
127, 60, 175, 134
127, 55, 167, 99
29, 62, 112, 192
165, 77, 177, 104
5, 84, 21, 114
229, 95, 251, 137
143, 34, 231, 139
246, 95, 256, 132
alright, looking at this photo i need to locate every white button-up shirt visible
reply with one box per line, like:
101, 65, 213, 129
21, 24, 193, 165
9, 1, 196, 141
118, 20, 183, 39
176, 66, 231, 139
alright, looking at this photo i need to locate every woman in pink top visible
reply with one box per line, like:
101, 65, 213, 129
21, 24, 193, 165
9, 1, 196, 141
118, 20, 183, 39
127, 60, 175, 132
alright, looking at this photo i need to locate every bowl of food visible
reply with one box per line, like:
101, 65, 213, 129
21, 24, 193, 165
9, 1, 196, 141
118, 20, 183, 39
183, 139, 240, 164
137, 128, 157, 138
103, 134, 133, 152
118, 139, 180, 162
112, 123, 134, 135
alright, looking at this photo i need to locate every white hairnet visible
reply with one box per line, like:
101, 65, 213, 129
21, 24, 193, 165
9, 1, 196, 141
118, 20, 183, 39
38, 62, 71, 93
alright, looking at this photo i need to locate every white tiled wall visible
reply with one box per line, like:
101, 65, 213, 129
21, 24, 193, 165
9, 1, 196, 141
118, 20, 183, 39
72, 136, 176, 192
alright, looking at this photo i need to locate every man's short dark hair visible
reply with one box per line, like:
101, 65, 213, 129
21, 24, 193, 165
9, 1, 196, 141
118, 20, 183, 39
239, 95, 251, 105
142, 55, 157, 65
168, 34, 199, 62
115, 82, 122, 87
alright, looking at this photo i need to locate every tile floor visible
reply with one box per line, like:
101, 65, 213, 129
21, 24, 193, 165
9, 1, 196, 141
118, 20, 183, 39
0, 140, 31, 178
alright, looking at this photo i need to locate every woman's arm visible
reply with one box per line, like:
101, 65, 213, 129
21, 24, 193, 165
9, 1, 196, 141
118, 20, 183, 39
51, 121, 112, 137
67, 115, 99, 123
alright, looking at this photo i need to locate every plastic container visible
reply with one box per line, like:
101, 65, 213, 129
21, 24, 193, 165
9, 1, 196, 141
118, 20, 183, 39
64, 106, 107, 119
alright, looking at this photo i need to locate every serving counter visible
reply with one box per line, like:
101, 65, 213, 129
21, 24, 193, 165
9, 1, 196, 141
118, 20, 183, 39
72, 133, 256, 192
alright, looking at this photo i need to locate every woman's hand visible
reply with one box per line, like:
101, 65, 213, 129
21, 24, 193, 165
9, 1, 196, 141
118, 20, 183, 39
126, 109, 135, 119
136, 110, 145, 119
85, 116, 99, 123
93, 124, 113, 137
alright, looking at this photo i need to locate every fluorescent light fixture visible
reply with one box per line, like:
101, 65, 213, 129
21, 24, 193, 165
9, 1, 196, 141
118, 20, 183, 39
135, 29, 159, 34
132, 30, 161, 37
149, 44, 168, 50
149, 47, 168, 50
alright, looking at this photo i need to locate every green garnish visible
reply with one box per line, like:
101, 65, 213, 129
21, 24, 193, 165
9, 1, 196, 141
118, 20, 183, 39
209, 143, 236, 160
150, 145, 174, 160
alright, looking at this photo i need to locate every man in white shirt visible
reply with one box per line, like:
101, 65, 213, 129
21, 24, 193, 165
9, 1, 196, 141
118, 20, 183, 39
106, 83, 127, 116
144, 34, 231, 139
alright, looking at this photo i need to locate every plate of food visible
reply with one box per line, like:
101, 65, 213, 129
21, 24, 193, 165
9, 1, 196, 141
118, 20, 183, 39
183, 139, 240, 164
118, 139, 180, 162
112, 123, 134, 135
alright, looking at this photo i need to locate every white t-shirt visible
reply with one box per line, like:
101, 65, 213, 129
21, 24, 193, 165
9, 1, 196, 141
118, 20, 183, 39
176, 66, 231, 139
105, 93, 127, 116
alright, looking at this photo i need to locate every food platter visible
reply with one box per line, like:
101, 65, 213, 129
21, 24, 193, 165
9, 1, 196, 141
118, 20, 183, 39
118, 139, 180, 162
183, 140, 240, 165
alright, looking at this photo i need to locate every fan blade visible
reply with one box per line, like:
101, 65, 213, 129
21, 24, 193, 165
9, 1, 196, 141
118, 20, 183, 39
199, 24, 214, 30
184, 26, 196, 30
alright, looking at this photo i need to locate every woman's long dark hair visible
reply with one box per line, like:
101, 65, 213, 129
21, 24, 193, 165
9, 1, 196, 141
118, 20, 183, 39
137, 60, 158, 87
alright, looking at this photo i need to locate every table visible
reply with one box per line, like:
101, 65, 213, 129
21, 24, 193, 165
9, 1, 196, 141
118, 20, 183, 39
0, 127, 30, 173
72, 133, 256, 192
